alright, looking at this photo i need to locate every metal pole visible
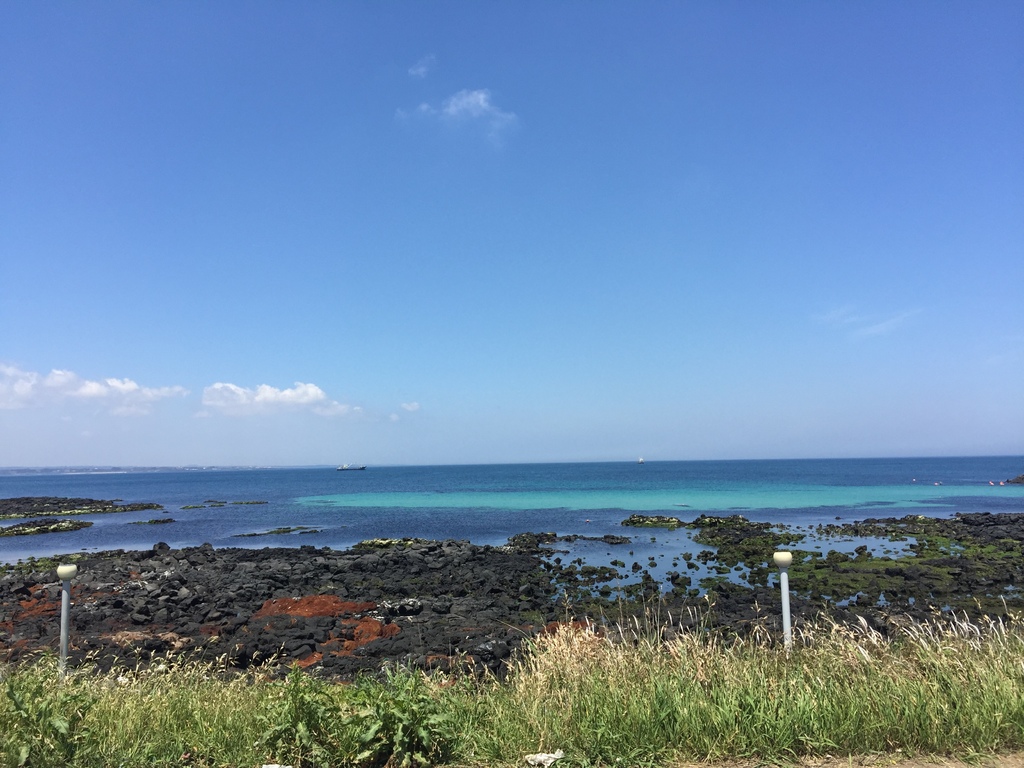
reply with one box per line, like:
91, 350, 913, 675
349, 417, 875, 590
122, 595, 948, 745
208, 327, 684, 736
56, 564, 78, 677
773, 551, 793, 652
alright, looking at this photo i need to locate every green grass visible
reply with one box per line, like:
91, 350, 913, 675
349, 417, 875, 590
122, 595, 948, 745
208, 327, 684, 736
3, 612, 1024, 767
454, 612, 1024, 765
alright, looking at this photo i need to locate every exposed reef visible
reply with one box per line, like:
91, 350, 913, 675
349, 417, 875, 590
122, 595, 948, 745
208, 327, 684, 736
506, 531, 631, 550
621, 514, 685, 529
0, 497, 162, 521
682, 511, 1024, 614
235, 526, 322, 537
0, 519, 93, 537
3, 502, 1024, 680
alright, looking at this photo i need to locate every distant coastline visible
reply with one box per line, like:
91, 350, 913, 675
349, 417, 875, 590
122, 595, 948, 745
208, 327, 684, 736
1, 453, 1023, 475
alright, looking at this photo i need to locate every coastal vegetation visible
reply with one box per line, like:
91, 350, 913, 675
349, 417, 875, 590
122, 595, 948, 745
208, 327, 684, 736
2, 612, 1023, 767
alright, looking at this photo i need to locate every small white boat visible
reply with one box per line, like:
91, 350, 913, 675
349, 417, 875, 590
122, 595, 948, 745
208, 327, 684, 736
336, 464, 366, 471
638, 457, 645, 465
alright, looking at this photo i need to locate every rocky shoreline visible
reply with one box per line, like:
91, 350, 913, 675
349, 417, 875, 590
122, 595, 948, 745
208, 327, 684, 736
2, 535, 598, 678
2, 497, 1024, 679
0, 534, 787, 679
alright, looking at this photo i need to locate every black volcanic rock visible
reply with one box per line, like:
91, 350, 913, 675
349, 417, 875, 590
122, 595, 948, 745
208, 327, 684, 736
4, 511, 1024, 679
0, 539, 564, 678
0, 496, 162, 520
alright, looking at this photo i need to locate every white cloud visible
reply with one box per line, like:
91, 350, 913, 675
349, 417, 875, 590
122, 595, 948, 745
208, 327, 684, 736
0, 364, 188, 414
443, 89, 517, 140
201, 381, 352, 417
0, 364, 39, 406
442, 89, 505, 120
400, 88, 518, 145
408, 54, 436, 79
313, 401, 353, 417
389, 402, 420, 422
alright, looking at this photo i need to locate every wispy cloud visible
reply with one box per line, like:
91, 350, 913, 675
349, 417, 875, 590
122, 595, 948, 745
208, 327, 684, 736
984, 334, 1023, 366
442, 89, 517, 138
389, 401, 421, 422
0, 364, 188, 415
817, 305, 865, 327
201, 381, 353, 417
408, 54, 436, 79
817, 306, 921, 339
851, 310, 921, 338
398, 88, 518, 145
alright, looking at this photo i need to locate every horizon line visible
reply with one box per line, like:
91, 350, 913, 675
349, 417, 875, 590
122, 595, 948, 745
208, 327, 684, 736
1, 453, 1022, 473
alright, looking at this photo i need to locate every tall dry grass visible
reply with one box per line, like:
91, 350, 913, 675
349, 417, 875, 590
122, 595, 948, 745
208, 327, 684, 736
2, 612, 1023, 767
455, 611, 1024, 765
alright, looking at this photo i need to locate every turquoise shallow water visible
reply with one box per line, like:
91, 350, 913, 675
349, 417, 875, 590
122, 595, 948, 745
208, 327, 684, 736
1, 457, 1022, 566
301, 482, 1019, 513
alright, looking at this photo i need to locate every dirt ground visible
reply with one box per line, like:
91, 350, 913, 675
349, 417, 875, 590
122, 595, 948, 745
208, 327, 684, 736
669, 754, 1024, 768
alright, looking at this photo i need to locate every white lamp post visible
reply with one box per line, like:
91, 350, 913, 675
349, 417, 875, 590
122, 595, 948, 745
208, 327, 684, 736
772, 551, 793, 652
56, 563, 78, 677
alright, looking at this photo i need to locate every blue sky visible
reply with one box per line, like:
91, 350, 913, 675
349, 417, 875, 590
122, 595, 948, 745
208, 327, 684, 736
1, 2, 1022, 467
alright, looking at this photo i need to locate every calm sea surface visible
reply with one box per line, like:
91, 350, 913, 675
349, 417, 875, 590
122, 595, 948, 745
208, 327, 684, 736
1, 457, 1022, 566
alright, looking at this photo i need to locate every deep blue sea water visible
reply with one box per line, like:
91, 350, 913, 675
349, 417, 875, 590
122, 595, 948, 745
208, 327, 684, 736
1, 457, 1022, 569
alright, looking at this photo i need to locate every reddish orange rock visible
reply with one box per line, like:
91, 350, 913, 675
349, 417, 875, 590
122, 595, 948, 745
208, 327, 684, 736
252, 595, 376, 619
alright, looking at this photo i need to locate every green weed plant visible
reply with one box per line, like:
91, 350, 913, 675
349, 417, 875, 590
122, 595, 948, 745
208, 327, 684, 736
348, 666, 455, 768
1, 657, 96, 767
1, 611, 1023, 767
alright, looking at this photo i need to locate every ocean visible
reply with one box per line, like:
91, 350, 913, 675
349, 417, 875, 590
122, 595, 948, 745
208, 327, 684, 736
2, 457, 1023, 568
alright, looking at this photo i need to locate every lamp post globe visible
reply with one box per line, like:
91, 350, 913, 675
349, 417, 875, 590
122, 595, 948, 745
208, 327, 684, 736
773, 551, 793, 652
57, 563, 78, 677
